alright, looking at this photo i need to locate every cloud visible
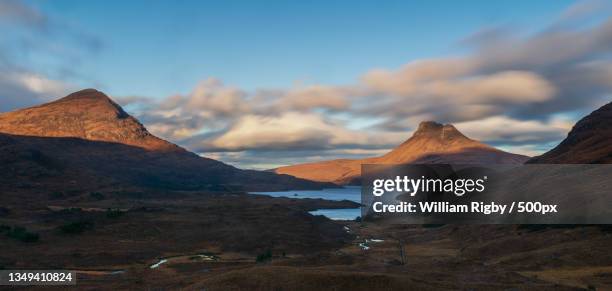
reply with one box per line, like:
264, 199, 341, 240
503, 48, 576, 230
210, 112, 346, 151
359, 16, 612, 124
185, 78, 250, 116
50, 0, 604, 168
8, 72, 70, 95
131, 78, 364, 143
124, 79, 250, 141
0, 71, 73, 111
554, 0, 609, 27
0, 0, 47, 28
362, 67, 555, 121
362, 58, 476, 96
276, 85, 352, 111
0, 0, 103, 112
454, 116, 572, 145
203, 112, 406, 152
476, 21, 612, 73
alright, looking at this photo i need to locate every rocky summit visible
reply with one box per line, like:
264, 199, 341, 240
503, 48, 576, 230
0, 89, 177, 151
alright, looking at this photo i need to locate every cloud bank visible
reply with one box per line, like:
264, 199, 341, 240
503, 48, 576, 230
114, 1, 612, 168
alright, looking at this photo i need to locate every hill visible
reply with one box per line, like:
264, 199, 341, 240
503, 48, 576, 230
528, 102, 612, 164
275, 121, 528, 184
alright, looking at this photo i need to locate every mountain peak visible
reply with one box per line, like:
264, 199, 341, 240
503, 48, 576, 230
416, 121, 444, 132
50, 88, 129, 119
412, 121, 468, 141
379, 120, 492, 163
60, 88, 109, 100
0, 89, 177, 151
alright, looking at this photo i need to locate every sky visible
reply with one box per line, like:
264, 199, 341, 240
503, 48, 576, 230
1, 0, 612, 169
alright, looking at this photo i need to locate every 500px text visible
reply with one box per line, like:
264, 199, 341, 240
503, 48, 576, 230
372, 201, 558, 215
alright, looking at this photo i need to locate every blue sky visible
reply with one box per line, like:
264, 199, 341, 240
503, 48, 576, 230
1, 0, 611, 169
32, 0, 574, 96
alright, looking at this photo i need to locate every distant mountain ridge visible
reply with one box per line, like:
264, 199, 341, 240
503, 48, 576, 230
275, 121, 529, 184
0, 89, 332, 191
528, 101, 612, 164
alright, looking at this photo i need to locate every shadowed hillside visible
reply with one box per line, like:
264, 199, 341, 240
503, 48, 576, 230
528, 101, 612, 164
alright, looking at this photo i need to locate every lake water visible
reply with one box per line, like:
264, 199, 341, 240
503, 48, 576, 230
250, 186, 361, 220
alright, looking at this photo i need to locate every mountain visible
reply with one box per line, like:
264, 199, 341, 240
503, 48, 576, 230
0, 89, 176, 151
275, 121, 529, 184
528, 101, 612, 164
0, 89, 332, 192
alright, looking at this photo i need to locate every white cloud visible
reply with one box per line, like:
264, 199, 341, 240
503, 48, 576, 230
364, 67, 555, 104
277, 85, 351, 111
186, 78, 250, 115
454, 116, 572, 144
362, 58, 476, 96
211, 112, 369, 151
202, 111, 408, 152
0, 71, 73, 111
9, 72, 70, 95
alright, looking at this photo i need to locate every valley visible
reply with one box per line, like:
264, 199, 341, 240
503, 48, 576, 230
3, 185, 610, 290
0, 90, 611, 289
